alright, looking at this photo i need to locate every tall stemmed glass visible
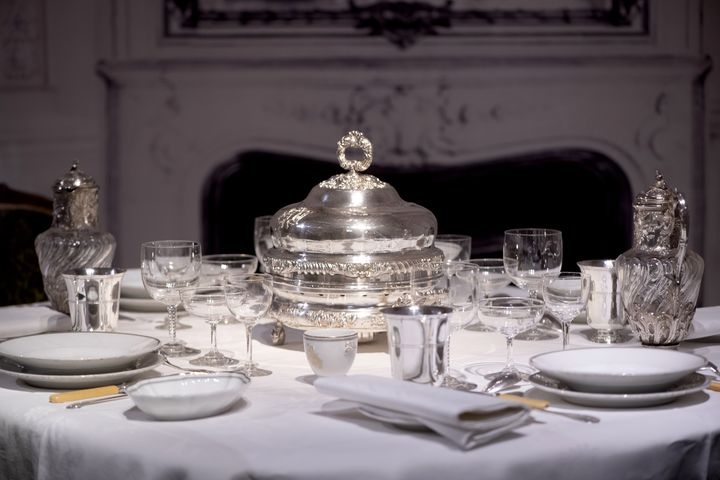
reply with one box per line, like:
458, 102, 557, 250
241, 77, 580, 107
542, 272, 589, 350
141, 240, 202, 357
224, 273, 274, 377
253, 215, 273, 272
503, 228, 563, 340
412, 261, 479, 391
201, 254, 259, 325
466, 258, 511, 332
179, 286, 239, 366
465, 297, 545, 383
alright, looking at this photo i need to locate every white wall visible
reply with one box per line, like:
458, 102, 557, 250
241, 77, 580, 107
0, 0, 110, 220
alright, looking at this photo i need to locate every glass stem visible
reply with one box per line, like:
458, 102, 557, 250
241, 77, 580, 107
444, 330, 454, 376
562, 323, 570, 350
505, 336, 514, 371
167, 304, 177, 344
209, 322, 218, 354
245, 322, 254, 369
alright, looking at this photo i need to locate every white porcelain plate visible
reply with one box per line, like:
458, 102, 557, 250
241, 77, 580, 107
529, 347, 707, 393
127, 372, 250, 420
121, 268, 150, 299
528, 372, 709, 408
120, 297, 169, 313
0, 353, 164, 389
0, 332, 161, 374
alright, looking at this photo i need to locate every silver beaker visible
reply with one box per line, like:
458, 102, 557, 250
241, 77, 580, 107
63, 268, 126, 332
577, 260, 629, 343
382, 305, 451, 386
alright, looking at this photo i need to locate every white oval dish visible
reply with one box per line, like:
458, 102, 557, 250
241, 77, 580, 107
529, 347, 707, 393
127, 372, 250, 421
0, 332, 161, 374
0, 353, 164, 389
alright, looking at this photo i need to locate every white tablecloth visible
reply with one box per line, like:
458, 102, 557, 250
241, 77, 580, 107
0, 305, 719, 480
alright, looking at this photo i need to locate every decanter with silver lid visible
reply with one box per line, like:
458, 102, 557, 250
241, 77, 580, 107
616, 171, 704, 346
264, 131, 444, 331
35, 162, 116, 313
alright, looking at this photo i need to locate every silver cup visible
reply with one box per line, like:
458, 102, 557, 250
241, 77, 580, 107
63, 268, 126, 332
381, 305, 451, 386
577, 260, 629, 343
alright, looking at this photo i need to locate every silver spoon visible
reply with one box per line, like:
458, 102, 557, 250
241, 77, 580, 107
483, 370, 524, 394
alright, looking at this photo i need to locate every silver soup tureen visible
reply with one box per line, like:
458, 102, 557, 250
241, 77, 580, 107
264, 131, 443, 332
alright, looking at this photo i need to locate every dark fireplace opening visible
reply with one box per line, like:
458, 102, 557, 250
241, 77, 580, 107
202, 149, 632, 271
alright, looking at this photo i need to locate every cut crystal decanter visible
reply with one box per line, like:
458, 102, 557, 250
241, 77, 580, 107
615, 172, 704, 346
35, 162, 116, 313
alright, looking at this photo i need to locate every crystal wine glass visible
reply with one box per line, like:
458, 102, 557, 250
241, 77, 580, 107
224, 273, 274, 377
201, 254, 258, 286
141, 240, 202, 357
503, 228, 562, 340
542, 272, 589, 350
411, 260, 479, 390
179, 286, 239, 366
201, 254, 258, 325
435, 234, 472, 261
466, 258, 511, 332
465, 297, 545, 383
470, 258, 511, 298
253, 215, 273, 272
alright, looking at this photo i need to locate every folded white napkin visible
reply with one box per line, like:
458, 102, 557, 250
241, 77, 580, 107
687, 306, 720, 340
314, 375, 530, 450
0, 305, 72, 339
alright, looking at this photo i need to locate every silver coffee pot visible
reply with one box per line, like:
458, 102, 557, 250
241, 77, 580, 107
615, 172, 704, 346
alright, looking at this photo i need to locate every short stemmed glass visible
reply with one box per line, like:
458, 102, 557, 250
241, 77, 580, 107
503, 228, 563, 340
253, 215, 273, 272
542, 272, 589, 350
141, 240, 202, 357
412, 261, 479, 390
224, 273, 274, 377
465, 297, 545, 383
179, 286, 239, 367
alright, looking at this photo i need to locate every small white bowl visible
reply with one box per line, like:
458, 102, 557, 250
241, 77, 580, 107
127, 373, 249, 420
530, 347, 707, 393
303, 328, 358, 377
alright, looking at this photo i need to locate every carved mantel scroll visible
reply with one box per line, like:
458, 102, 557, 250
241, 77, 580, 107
164, 0, 648, 48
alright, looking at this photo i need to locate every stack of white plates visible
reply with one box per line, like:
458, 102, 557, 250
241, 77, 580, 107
120, 268, 167, 312
528, 348, 709, 407
0, 332, 163, 388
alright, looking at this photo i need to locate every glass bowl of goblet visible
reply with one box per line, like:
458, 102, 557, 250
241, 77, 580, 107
179, 286, 239, 367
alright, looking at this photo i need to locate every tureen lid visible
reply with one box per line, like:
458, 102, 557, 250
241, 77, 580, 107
270, 131, 438, 256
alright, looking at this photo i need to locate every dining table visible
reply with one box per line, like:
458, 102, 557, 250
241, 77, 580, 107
0, 301, 719, 480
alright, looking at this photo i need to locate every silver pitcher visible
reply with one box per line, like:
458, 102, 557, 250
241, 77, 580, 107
577, 260, 629, 343
615, 172, 704, 346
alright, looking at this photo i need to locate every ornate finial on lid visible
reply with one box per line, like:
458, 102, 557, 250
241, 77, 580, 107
319, 131, 387, 190
337, 131, 373, 173
53, 161, 98, 193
